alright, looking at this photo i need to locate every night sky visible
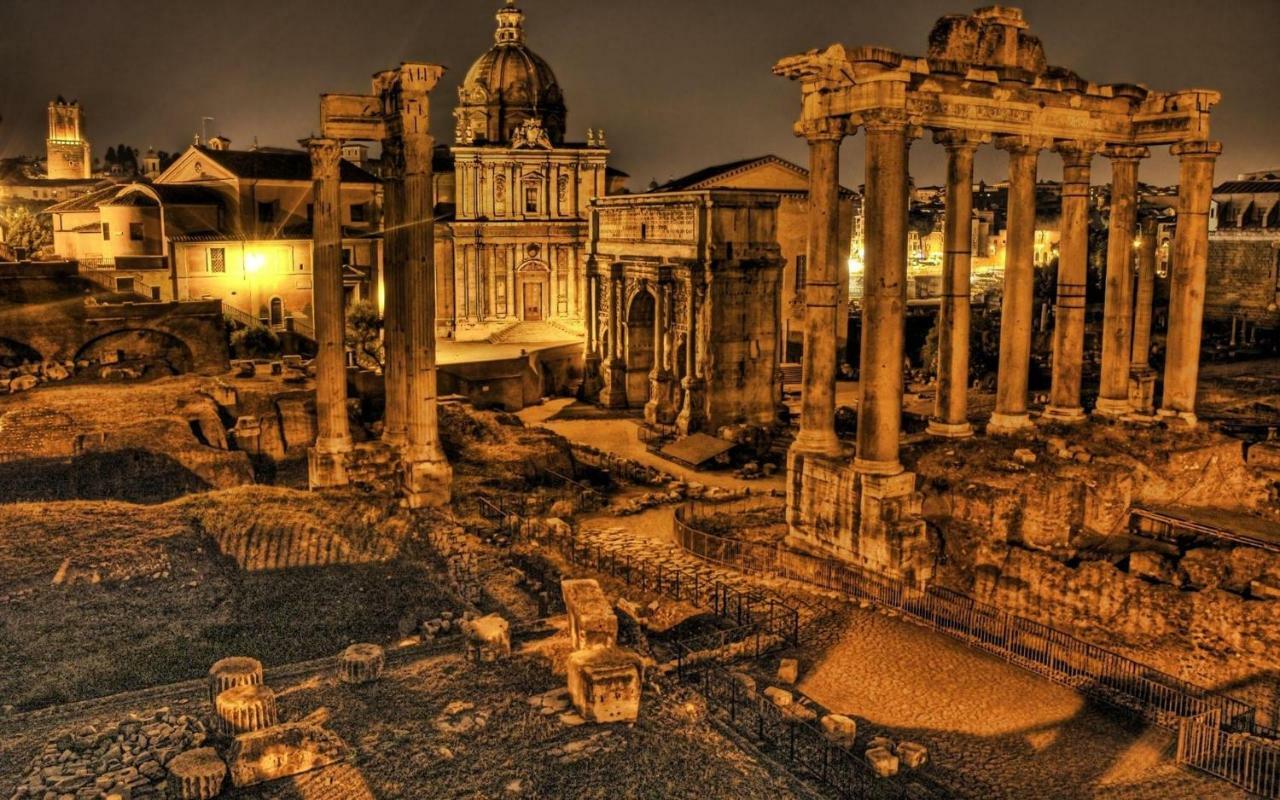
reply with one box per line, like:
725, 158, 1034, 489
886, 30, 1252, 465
2, 0, 1277, 189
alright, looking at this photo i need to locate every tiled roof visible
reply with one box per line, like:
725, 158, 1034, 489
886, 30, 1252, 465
651, 154, 853, 196
194, 146, 378, 183
43, 183, 121, 214
1214, 181, 1280, 194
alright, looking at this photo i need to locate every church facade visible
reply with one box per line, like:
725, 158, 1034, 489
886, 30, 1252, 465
434, 1, 623, 342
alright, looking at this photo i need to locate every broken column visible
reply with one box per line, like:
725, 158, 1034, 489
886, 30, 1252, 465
565, 646, 644, 723
561, 578, 618, 650
339, 643, 386, 684
1044, 141, 1096, 423
988, 136, 1045, 434
928, 130, 985, 438
1095, 146, 1148, 418
305, 137, 354, 488
791, 119, 846, 458
1129, 216, 1159, 414
208, 656, 263, 706
215, 684, 279, 736
165, 748, 227, 800
463, 613, 512, 662
399, 63, 453, 508
1160, 140, 1222, 425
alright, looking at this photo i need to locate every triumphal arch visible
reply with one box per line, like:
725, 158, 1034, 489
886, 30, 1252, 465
776, 6, 1220, 582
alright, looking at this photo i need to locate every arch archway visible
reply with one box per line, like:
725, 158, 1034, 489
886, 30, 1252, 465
269, 297, 285, 328
625, 289, 655, 405
517, 259, 550, 321
0, 338, 43, 368
74, 328, 194, 376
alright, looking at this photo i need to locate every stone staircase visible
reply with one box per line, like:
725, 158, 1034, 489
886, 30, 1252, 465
487, 321, 583, 345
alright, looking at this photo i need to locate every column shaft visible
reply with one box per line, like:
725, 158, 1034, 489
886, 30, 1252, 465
1045, 143, 1094, 421
1161, 141, 1222, 423
1095, 148, 1147, 416
1131, 216, 1158, 368
989, 138, 1043, 433
306, 138, 352, 487
381, 144, 408, 445
855, 120, 910, 475
929, 133, 981, 438
792, 131, 844, 457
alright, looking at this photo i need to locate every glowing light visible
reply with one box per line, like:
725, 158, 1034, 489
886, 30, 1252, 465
1132, 236, 1143, 250
848, 256, 864, 275
245, 251, 265, 274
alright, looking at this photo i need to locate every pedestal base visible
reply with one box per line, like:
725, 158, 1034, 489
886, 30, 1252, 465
1041, 405, 1087, 424
853, 456, 904, 477
1128, 367, 1157, 416
1157, 408, 1198, 428
858, 471, 934, 586
598, 360, 629, 409
788, 429, 843, 460
402, 456, 453, 509
986, 412, 1034, 435
307, 447, 350, 489
643, 375, 677, 426
675, 380, 705, 436
580, 354, 603, 400
1092, 397, 1133, 419
925, 418, 974, 439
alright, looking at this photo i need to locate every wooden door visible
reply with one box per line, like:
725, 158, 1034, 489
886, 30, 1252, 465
523, 282, 543, 321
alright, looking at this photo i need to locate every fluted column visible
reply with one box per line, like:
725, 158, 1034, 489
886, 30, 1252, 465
988, 136, 1046, 434
1161, 140, 1222, 424
676, 275, 704, 434
305, 138, 352, 489
1095, 146, 1149, 417
928, 130, 986, 438
1043, 141, 1096, 422
400, 65, 452, 508
855, 115, 912, 475
598, 267, 628, 408
791, 120, 846, 458
645, 275, 674, 425
381, 139, 408, 446
1131, 216, 1158, 369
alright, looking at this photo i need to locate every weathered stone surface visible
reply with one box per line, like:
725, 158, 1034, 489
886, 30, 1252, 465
763, 686, 792, 707
208, 656, 264, 705
561, 578, 618, 651
565, 646, 643, 723
226, 722, 347, 787
165, 747, 226, 800
463, 613, 511, 662
777, 657, 799, 684
339, 643, 385, 684
898, 740, 929, 769
215, 684, 278, 736
1128, 551, 1181, 586
820, 713, 857, 745
865, 746, 900, 778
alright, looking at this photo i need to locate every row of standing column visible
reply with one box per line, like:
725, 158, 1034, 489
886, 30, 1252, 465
790, 120, 1221, 472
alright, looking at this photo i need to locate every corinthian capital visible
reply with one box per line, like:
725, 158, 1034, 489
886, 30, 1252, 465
303, 138, 342, 180
796, 116, 850, 142
993, 134, 1052, 155
1170, 140, 1223, 159
932, 129, 990, 152
1101, 144, 1150, 162
1053, 140, 1101, 167
859, 108, 911, 134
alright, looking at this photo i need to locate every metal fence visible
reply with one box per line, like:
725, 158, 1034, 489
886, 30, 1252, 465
1177, 710, 1280, 798
674, 502, 1262, 735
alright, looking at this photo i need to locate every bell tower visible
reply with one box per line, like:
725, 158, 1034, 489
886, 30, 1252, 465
46, 98, 92, 180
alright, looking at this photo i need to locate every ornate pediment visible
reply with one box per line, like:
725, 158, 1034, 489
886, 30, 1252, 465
511, 118, 553, 149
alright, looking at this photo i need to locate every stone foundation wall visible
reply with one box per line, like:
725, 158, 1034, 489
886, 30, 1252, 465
1206, 233, 1280, 327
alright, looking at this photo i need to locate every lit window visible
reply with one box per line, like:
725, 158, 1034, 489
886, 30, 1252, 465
208, 247, 226, 273
525, 186, 538, 213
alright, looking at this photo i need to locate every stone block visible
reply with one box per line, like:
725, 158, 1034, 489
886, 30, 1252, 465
226, 723, 347, 788
1129, 551, 1180, 585
215, 684, 278, 736
1248, 441, 1280, 472
1251, 578, 1280, 601
565, 647, 643, 723
763, 686, 792, 707
463, 613, 512, 662
897, 740, 929, 769
820, 714, 857, 746
777, 657, 799, 684
339, 643, 385, 684
165, 747, 226, 800
208, 656, 263, 706
561, 578, 618, 651
865, 746, 900, 777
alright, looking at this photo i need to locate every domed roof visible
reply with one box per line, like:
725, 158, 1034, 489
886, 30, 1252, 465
455, 1, 567, 147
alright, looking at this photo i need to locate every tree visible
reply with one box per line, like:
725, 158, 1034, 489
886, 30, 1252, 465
0, 206, 52, 257
230, 325, 281, 359
104, 146, 118, 171
345, 299, 384, 370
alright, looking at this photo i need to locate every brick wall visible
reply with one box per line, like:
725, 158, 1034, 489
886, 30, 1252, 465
1205, 232, 1280, 326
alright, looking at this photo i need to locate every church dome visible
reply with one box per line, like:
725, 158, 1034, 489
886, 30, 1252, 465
455, 1, 567, 147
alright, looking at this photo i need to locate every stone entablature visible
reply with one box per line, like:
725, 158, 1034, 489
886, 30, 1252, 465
585, 191, 784, 434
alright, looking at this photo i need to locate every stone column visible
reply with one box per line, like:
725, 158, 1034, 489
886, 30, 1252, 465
855, 116, 911, 475
988, 136, 1045, 434
400, 65, 452, 508
1128, 215, 1159, 414
305, 138, 353, 489
645, 274, 674, 425
677, 275, 704, 434
1161, 140, 1222, 425
1043, 141, 1096, 422
790, 120, 846, 458
580, 269, 603, 399
928, 130, 985, 438
380, 139, 408, 446
1095, 146, 1149, 418
599, 267, 628, 408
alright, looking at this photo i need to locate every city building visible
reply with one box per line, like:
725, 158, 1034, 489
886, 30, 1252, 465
1208, 169, 1280, 336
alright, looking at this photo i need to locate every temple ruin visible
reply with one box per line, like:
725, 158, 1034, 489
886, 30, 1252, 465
305, 64, 452, 507
775, 6, 1221, 580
